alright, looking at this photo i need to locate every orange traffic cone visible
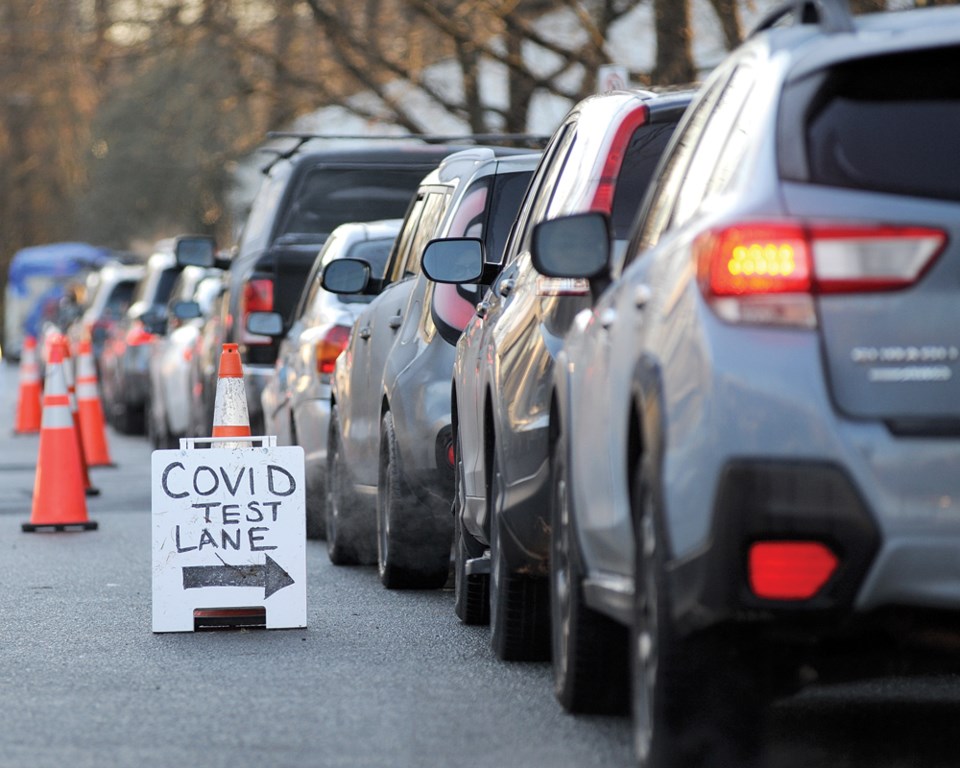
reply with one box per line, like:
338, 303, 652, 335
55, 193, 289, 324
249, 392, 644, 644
75, 338, 114, 467
211, 343, 251, 444
23, 341, 98, 532
56, 336, 100, 497
14, 335, 42, 434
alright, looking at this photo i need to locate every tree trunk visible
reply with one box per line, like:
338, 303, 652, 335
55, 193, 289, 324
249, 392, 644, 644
653, 0, 696, 85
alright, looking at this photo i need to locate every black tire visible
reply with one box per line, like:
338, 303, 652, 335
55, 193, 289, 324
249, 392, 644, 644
453, 432, 489, 624
300, 408, 327, 540
377, 412, 452, 590
325, 404, 376, 565
550, 432, 628, 714
631, 456, 766, 768
488, 448, 550, 661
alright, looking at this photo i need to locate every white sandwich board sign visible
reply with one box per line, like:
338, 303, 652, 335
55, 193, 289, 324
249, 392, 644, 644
151, 438, 306, 632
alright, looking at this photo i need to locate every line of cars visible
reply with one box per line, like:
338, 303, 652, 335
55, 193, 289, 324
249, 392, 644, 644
248, 3, 960, 766
54, 3, 960, 763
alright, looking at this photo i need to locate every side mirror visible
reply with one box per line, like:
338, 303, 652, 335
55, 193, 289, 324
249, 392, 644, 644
421, 238, 484, 284
172, 300, 202, 321
531, 213, 611, 279
175, 235, 227, 269
141, 308, 167, 336
321, 259, 371, 295
246, 311, 284, 337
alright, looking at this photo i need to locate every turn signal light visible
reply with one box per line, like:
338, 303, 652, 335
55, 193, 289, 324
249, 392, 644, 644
748, 540, 838, 601
315, 325, 352, 375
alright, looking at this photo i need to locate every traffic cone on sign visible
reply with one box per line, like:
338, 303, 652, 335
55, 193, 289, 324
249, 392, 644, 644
56, 336, 100, 497
211, 343, 251, 444
14, 335, 42, 434
75, 338, 114, 467
23, 341, 98, 532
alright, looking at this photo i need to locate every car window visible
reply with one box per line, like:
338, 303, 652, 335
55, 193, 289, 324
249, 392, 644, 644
277, 167, 427, 237
610, 122, 681, 240
387, 195, 428, 284
502, 123, 574, 266
104, 280, 136, 317
515, 124, 577, 258
634, 71, 731, 255
399, 191, 450, 278
805, 45, 960, 201
670, 63, 755, 228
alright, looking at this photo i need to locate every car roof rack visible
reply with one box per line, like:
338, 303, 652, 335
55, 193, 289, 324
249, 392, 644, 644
750, 0, 855, 37
257, 132, 549, 174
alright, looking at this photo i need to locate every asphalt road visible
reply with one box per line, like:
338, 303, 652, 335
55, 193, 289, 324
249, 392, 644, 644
2, 354, 960, 768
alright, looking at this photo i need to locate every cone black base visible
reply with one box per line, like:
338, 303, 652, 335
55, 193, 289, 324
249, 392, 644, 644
22, 521, 99, 532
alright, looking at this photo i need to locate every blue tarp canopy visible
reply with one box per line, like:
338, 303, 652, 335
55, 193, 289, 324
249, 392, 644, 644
7, 241, 111, 293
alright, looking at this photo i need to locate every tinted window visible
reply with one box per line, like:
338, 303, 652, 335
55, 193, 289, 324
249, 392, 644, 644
806, 46, 960, 201
278, 167, 424, 236
610, 123, 680, 239
104, 280, 136, 316
154, 268, 180, 305
485, 170, 533, 264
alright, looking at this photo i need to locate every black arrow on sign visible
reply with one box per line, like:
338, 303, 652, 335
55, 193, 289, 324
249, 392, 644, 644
182, 554, 295, 598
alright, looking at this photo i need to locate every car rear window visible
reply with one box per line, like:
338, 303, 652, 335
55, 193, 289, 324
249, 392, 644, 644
805, 45, 960, 201
611, 122, 679, 239
278, 167, 426, 237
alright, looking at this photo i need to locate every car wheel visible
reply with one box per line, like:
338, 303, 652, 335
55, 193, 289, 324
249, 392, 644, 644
488, 447, 550, 661
550, 431, 628, 714
631, 456, 766, 768
325, 404, 376, 565
298, 414, 327, 541
453, 433, 489, 624
377, 411, 452, 590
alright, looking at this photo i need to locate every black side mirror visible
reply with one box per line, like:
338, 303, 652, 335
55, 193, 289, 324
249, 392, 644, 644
175, 235, 229, 270
246, 311, 284, 337
321, 258, 372, 295
531, 213, 611, 280
421, 238, 484, 284
172, 300, 202, 321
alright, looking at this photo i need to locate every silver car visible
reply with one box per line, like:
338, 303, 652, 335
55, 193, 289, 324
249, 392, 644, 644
260, 219, 400, 539
535, 3, 960, 764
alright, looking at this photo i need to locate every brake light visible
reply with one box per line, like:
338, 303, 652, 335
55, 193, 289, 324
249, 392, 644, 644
126, 321, 156, 347
696, 222, 946, 326
242, 279, 274, 344
315, 325, 352, 375
748, 540, 838, 601
590, 105, 649, 213
243, 279, 274, 313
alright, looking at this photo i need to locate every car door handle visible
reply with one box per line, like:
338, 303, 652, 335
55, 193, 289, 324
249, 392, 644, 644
476, 301, 490, 318
358, 327, 371, 340
600, 308, 617, 329
499, 279, 516, 297
388, 314, 402, 330
635, 284, 652, 309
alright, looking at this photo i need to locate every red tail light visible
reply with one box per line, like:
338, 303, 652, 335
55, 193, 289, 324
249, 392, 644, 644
695, 222, 946, 326
242, 279, 274, 344
125, 321, 156, 347
315, 325, 352, 375
748, 540, 838, 601
590, 105, 649, 213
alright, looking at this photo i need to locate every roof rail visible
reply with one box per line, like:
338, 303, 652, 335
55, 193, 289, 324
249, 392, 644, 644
749, 0, 854, 37
266, 131, 549, 147
255, 132, 548, 175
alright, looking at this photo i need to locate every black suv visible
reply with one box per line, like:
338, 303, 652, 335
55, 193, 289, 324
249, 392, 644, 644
181, 139, 465, 434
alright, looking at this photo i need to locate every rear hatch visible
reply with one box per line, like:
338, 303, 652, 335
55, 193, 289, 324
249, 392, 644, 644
781, 43, 960, 434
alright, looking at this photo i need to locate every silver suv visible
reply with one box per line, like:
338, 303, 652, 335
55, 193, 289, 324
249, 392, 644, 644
534, 2, 960, 765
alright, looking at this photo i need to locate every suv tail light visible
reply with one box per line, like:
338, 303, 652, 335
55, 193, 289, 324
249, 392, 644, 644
590, 105, 649, 213
695, 222, 946, 326
748, 540, 838, 601
241, 278, 274, 344
125, 321, 156, 347
315, 325, 352, 375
